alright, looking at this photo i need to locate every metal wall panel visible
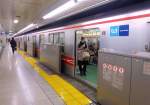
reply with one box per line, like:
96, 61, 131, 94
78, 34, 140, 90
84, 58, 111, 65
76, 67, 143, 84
97, 51, 132, 105
100, 18, 150, 53
40, 44, 61, 74
20, 41, 25, 51
27, 42, 34, 57
131, 58, 150, 105
63, 30, 75, 76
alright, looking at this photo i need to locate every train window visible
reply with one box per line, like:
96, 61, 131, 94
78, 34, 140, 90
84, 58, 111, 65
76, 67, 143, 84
48, 33, 54, 44
32, 36, 36, 43
48, 34, 50, 43
28, 36, 29, 41
39, 35, 41, 45
54, 33, 59, 44
40, 34, 45, 44
59, 32, 65, 45
45, 33, 49, 43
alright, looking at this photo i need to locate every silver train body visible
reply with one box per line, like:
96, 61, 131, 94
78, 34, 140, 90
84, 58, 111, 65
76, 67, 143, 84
16, 10, 150, 77
16, 27, 79, 76
16, 10, 150, 105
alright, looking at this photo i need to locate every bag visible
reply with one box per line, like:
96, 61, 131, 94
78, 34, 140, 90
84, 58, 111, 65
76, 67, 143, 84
82, 51, 90, 60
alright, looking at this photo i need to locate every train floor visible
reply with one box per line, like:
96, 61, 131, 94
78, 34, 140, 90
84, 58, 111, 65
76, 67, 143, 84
0, 45, 97, 105
76, 65, 97, 86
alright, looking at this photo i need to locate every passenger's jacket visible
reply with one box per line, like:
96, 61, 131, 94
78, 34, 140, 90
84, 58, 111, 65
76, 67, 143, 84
77, 49, 84, 61
10, 40, 17, 48
77, 41, 89, 61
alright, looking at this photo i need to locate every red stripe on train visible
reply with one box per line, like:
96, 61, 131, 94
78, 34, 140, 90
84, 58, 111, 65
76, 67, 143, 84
62, 55, 75, 66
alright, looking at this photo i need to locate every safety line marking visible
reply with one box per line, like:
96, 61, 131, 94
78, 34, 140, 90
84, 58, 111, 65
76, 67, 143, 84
18, 50, 92, 105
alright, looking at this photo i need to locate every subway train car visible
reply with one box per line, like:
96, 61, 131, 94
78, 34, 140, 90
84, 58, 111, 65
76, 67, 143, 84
16, 9, 150, 89
17, 26, 100, 87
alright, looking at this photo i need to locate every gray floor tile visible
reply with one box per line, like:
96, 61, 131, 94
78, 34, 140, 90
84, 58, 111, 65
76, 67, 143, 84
0, 45, 65, 105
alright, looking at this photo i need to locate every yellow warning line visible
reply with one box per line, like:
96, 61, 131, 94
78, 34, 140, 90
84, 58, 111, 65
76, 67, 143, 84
18, 50, 92, 105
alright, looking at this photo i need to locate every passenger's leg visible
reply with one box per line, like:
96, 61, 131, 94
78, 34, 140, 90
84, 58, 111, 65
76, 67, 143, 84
12, 47, 15, 54
78, 61, 83, 76
83, 61, 87, 76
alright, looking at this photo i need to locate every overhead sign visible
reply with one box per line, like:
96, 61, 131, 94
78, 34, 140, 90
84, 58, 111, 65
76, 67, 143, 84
110, 24, 129, 37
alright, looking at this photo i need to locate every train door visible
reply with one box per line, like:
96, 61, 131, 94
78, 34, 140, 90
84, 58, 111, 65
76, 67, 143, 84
35, 34, 40, 58
37, 35, 42, 58
48, 33, 54, 44
53, 32, 65, 73
54, 33, 59, 44
16, 38, 20, 49
32, 36, 37, 57
24, 36, 27, 52
20, 37, 23, 50
59, 32, 65, 73
33, 35, 40, 58
75, 28, 100, 87
19, 37, 21, 49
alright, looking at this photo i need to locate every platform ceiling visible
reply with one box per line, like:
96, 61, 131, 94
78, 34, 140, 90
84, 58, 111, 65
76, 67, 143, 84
0, 0, 109, 34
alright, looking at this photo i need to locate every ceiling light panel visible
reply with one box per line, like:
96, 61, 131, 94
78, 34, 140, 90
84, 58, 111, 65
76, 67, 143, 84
14, 23, 35, 36
43, 0, 88, 19
14, 19, 19, 24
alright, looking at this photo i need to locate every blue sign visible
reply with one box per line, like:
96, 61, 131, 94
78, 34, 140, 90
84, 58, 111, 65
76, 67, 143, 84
110, 26, 119, 36
119, 25, 129, 36
110, 24, 129, 37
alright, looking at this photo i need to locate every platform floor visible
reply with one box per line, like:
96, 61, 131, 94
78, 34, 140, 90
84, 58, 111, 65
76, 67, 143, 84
0, 46, 65, 105
0, 45, 95, 105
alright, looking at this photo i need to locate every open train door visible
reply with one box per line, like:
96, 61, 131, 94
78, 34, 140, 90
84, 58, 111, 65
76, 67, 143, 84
75, 28, 100, 87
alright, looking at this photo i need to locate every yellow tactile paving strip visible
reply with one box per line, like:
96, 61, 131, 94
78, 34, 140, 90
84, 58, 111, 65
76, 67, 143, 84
18, 50, 92, 105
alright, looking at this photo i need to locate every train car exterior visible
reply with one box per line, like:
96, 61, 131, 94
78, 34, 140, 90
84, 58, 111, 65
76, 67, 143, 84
16, 9, 150, 88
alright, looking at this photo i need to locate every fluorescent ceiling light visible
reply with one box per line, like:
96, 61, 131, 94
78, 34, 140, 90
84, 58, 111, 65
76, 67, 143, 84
14, 19, 19, 24
43, 0, 86, 19
16, 23, 35, 35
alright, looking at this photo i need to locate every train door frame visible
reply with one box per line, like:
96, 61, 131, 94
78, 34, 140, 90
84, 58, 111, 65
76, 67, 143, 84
38, 34, 42, 58
32, 35, 37, 57
74, 28, 100, 87
20, 36, 23, 50
24, 36, 27, 52
35, 34, 40, 58
74, 30, 77, 76
39, 34, 42, 47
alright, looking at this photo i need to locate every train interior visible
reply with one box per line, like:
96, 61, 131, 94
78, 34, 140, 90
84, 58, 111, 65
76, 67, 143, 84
75, 28, 100, 87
